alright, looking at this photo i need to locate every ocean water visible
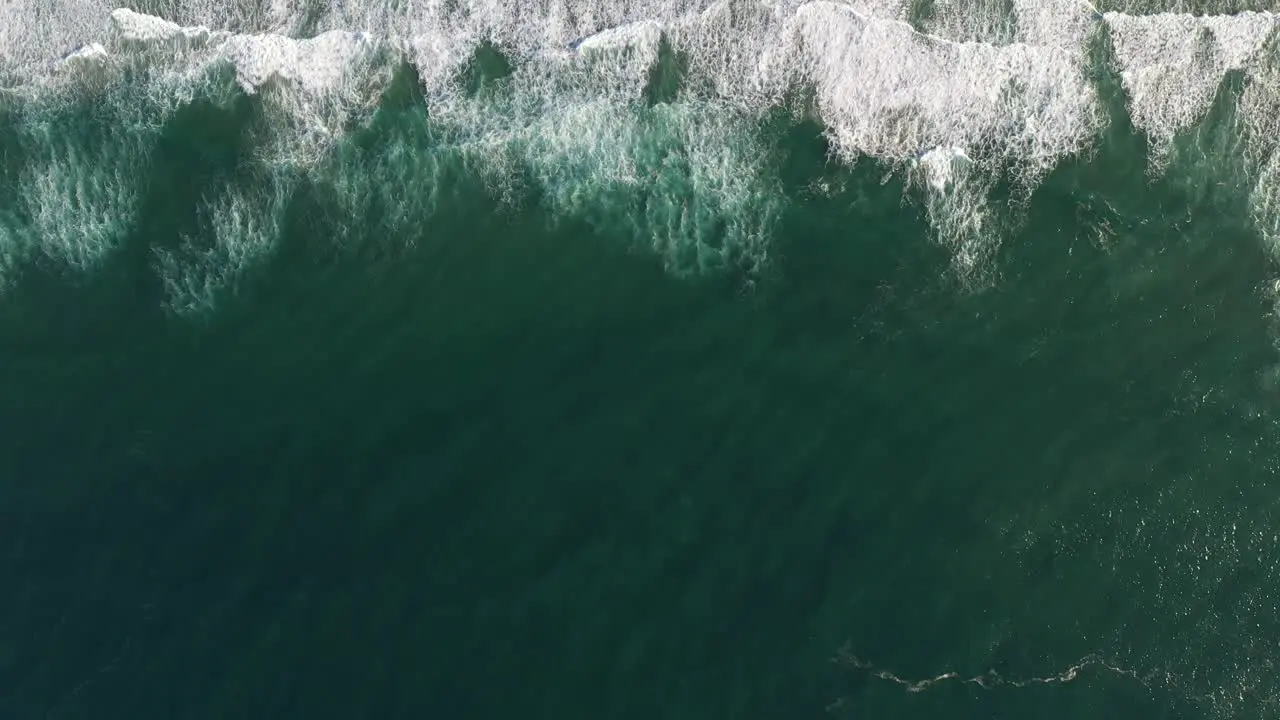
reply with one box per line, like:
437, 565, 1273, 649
6, 1, 1280, 718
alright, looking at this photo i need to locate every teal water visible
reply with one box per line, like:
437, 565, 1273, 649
7, 4, 1280, 719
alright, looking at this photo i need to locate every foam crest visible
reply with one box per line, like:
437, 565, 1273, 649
1104, 11, 1279, 150
378, 11, 789, 274
6, 0, 1111, 289
226, 30, 395, 167
102, 13, 394, 165
845, 0, 909, 18
914, 145, 999, 284
789, 3, 1101, 184
110, 7, 225, 46
17, 2, 1110, 178
1010, 0, 1101, 48
918, 0, 1022, 44
220, 31, 379, 95
1238, 64, 1280, 159
64, 43, 110, 65
890, 0, 1098, 48
664, 0, 803, 108
577, 20, 662, 54
55, 42, 114, 87
468, 0, 712, 55
1100, 12, 1280, 248
556, 21, 663, 102
114, 0, 300, 34
22, 0, 1280, 301
0, 0, 113, 83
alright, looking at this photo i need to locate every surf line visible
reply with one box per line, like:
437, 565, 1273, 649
832, 643, 1172, 694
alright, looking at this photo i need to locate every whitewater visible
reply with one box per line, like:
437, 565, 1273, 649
3, 0, 1280, 309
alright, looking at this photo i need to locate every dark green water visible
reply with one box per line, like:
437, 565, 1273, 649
4, 48, 1280, 720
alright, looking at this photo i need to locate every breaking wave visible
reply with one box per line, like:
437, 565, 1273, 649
3, 0, 1280, 308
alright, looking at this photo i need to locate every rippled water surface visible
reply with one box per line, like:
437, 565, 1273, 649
5, 1, 1280, 717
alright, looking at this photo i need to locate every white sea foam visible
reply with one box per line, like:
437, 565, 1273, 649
922, 0, 1023, 44
1097, 0, 1280, 13
110, 7, 224, 46
7, 0, 1280, 301
13, 120, 151, 276
918, 145, 974, 193
0, 0, 1104, 292
220, 31, 377, 96
64, 42, 109, 63
1098, 9, 1280, 252
914, 145, 1001, 284
845, 0, 909, 18
1240, 63, 1280, 252
1, 0, 113, 80
1104, 11, 1279, 149
787, 2, 1101, 184
521, 100, 784, 274
14, 2, 1107, 170
154, 173, 292, 314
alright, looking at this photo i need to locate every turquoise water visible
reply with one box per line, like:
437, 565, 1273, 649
6, 2, 1280, 718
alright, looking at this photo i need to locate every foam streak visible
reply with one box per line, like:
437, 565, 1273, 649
833, 644, 1169, 694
